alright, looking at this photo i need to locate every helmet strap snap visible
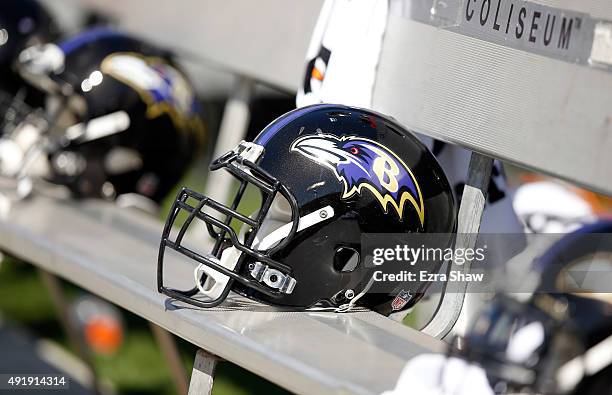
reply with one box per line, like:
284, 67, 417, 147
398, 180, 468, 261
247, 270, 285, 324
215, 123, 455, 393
250, 262, 296, 294
335, 275, 376, 313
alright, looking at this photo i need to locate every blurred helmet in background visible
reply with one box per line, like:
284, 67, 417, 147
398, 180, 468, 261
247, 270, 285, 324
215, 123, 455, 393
158, 104, 456, 315
454, 220, 612, 395
513, 181, 600, 234
0, 0, 59, 90
1, 27, 205, 208
0, 0, 60, 134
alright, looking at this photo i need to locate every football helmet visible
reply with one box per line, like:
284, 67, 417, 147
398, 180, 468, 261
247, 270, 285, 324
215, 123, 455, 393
158, 104, 456, 315
0, 0, 59, 133
0, 0, 58, 91
453, 220, 612, 394
0, 27, 204, 205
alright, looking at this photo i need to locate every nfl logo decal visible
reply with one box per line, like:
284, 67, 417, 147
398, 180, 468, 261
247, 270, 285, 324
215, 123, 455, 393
391, 290, 412, 311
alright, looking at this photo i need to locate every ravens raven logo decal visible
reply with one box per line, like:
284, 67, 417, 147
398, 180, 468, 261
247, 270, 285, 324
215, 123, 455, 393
291, 134, 424, 225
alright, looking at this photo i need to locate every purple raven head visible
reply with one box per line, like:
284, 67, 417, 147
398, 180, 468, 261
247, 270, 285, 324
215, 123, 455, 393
291, 133, 424, 225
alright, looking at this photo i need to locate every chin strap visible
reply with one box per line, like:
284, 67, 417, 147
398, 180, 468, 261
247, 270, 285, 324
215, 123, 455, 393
335, 275, 375, 313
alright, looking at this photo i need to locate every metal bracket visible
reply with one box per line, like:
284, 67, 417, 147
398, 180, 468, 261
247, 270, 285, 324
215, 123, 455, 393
188, 349, 219, 395
421, 152, 493, 339
250, 262, 297, 293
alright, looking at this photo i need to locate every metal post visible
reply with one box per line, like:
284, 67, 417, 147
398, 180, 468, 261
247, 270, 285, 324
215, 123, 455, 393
187, 349, 219, 395
203, 76, 254, 206
149, 323, 189, 395
186, 75, 254, 243
421, 152, 493, 339
38, 270, 99, 394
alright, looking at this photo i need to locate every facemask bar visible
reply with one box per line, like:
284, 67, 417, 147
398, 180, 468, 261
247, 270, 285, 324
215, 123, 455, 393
157, 142, 300, 308
0, 86, 73, 189
17, 43, 66, 95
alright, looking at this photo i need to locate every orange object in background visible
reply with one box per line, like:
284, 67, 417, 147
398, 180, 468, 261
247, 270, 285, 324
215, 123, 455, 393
518, 172, 612, 217
84, 315, 123, 355
574, 188, 612, 218
70, 295, 125, 356
311, 67, 324, 81
513, 172, 612, 233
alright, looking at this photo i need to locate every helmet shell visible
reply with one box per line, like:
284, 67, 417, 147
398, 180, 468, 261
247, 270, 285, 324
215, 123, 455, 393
43, 28, 205, 202
232, 104, 456, 314
0, 0, 59, 85
0, 0, 59, 130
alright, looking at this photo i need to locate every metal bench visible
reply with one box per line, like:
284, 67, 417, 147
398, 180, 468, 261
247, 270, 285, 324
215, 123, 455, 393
0, 188, 443, 395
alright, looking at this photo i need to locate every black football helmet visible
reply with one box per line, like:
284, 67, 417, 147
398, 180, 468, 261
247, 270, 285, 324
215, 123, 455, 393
0, 0, 59, 91
453, 220, 612, 394
158, 104, 456, 315
0, 0, 59, 133
0, 27, 204, 206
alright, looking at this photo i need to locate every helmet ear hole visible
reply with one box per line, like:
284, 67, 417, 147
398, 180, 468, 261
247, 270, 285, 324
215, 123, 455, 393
334, 247, 360, 273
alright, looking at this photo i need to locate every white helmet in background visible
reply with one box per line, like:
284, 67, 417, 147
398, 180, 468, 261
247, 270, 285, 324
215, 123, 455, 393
513, 181, 597, 233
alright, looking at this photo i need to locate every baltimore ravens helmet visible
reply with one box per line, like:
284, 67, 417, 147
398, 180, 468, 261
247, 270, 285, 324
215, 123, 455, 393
0, 27, 205, 207
0, 0, 59, 133
158, 104, 456, 315
453, 220, 612, 394
0, 0, 59, 91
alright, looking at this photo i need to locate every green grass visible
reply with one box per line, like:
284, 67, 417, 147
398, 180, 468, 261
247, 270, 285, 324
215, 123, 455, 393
94, 330, 183, 394
402, 311, 417, 327
0, 256, 60, 323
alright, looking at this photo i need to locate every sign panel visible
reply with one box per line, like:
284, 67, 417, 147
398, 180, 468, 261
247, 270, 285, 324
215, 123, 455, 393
402, 0, 612, 71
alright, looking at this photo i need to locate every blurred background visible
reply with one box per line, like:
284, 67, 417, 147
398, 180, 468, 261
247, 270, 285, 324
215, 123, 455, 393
1, 1, 611, 394
0, 1, 303, 394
